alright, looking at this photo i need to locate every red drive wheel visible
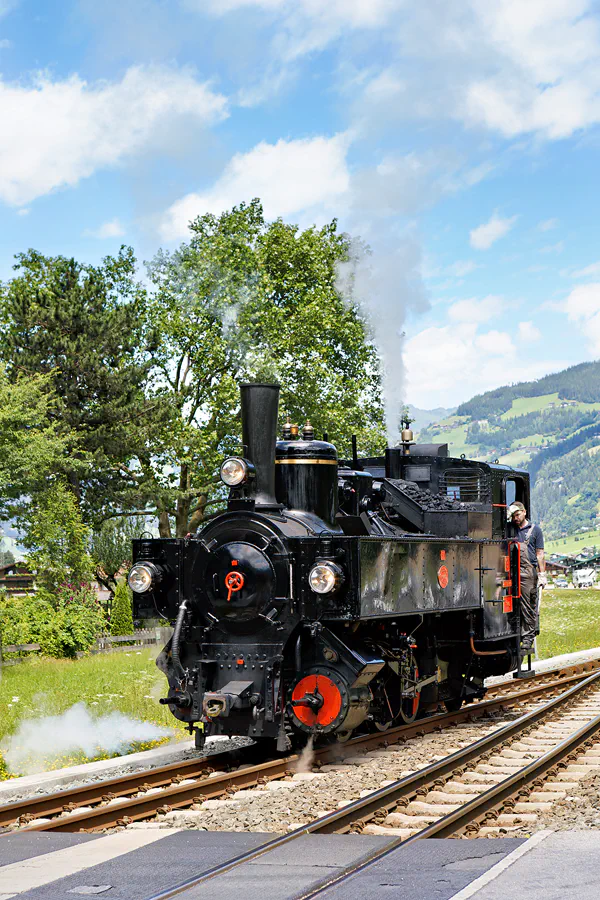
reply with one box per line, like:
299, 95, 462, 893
290, 674, 343, 730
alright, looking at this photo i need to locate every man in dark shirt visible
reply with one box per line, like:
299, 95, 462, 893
508, 501, 546, 649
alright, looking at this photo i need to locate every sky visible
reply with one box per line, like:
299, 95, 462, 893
1, 0, 600, 414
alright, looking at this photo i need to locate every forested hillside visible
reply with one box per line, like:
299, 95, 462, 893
457, 361, 600, 419
417, 361, 600, 538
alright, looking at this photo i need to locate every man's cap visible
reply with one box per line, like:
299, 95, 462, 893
508, 501, 526, 519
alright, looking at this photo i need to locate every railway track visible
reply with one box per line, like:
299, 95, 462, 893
136, 666, 600, 900
2, 656, 599, 834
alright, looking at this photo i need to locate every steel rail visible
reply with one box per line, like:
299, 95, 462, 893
485, 657, 600, 695
141, 668, 600, 900
301, 695, 600, 897
4, 665, 594, 833
0, 750, 234, 829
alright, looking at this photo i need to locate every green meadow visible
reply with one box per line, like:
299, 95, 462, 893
0, 650, 187, 779
0, 588, 598, 778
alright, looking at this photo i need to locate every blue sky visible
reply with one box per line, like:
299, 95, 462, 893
1, 0, 600, 414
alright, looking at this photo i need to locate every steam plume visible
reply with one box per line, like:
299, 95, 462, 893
2, 702, 174, 775
336, 234, 428, 443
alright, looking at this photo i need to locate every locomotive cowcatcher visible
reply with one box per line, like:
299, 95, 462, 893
129, 383, 531, 751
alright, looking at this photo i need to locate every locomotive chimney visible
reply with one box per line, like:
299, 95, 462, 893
240, 383, 280, 507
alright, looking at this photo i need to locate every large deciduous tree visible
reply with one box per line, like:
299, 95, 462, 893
120, 200, 385, 537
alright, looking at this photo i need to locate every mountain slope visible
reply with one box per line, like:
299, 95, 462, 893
417, 361, 600, 538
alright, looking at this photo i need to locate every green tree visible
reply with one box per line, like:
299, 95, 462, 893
0, 248, 162, 523
110, 579, 134, 637
122, 200, 385, 537
90, 517, 142, 608
24, 481, 94, 600
0, 367, 67, 517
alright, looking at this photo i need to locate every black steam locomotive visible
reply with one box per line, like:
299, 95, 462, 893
129, 384, 530, 751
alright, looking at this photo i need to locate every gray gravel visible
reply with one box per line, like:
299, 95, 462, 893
147, 714, 516, 834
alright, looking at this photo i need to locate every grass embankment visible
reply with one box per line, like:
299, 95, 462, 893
536, 588, 600, 660
0, 651, 187, 779
545, 529, 600, 555
1, 590, 598, 777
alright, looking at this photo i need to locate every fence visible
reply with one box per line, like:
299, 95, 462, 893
0, 628, 172, 668
0, 642, 41, 669
94, 628, 172, 653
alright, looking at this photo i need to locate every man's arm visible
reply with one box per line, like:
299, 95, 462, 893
536, 525, 546, 582
536, 548, 545, 573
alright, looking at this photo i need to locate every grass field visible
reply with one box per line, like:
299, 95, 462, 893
0, 651, 187, 779
545, 529, 600, 555
0, 590, 598, 778
536, 588, 600, 660
500, 393, 560, 420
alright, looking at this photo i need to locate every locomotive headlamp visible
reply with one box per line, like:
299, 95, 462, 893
220, 457, 251, 487
308, 561, 344, 594
128, 562, 161, 593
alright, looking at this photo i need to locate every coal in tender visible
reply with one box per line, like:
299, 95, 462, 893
387, 479, 477, 511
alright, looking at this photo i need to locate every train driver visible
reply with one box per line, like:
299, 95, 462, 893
508, 501, 546, 650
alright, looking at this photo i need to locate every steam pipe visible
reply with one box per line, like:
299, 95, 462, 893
469, 634, 508, 656
240, 383, 280, 507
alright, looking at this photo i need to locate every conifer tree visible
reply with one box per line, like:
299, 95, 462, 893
110, 579, 134, 637
0, 248, 162, 523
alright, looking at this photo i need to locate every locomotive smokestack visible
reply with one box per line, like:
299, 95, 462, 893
240, 383, 280, 507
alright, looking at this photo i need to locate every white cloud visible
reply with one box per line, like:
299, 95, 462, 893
84, 218, 126, 239
572, 261, 600, 278
446, 260, 479, 278
0, 65, 228, 207
193, 1, 600, 142
538, 218, 559, 231
160, 133, 350, 241
470, 212, 518, 250
517, 321, 542, 343
539, 241, 564, 254
404, 322, 557, 408
448, 296, 501, 324
257, 0, 600, 142
565, 283, 600, 352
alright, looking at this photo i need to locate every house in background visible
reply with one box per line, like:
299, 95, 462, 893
0, 562, 35, 595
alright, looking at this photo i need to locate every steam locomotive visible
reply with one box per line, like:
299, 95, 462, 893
129, 384, 530, 751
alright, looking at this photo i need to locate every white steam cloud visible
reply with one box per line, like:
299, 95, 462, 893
336, 235, 428, 443
2, 702, 173, 775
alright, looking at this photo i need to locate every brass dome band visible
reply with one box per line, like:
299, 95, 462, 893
275, 458, 337, 465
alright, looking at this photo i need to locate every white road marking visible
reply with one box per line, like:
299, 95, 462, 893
0, 828, 179, 897
447, 830, 551, 899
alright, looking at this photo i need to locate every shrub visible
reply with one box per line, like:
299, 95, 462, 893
110, 580, 134, 637
0, 584, 106, 659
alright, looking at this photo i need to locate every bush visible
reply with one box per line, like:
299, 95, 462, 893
110, 580, 134, 637
0, 584, 106, 658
